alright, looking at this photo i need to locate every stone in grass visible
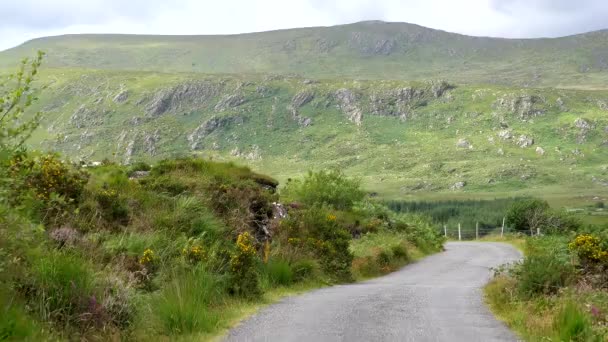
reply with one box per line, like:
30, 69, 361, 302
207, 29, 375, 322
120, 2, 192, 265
536, 146, 545, 155
450, 181, 466, 190
456, 138, 472, 149
517, 135, 534, 148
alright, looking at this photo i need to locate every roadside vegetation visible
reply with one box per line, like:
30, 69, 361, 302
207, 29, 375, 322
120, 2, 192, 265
0, 55, 444, 340
485, 199, 608, 341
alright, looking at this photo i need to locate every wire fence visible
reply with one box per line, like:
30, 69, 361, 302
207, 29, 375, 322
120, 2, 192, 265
438, 219, 540, 241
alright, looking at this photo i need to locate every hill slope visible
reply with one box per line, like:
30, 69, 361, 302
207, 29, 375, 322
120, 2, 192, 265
25, 69, 608, 201
3, 21, 608, 87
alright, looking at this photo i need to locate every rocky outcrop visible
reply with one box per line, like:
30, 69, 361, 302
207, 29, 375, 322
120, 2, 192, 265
70, 105, 106, 128
430, 80, 452, 98
369, 87, 425, 119
574, 118, 593, 130
214, 94, 246, 112
517, 135, 534, 148
498, 129, 513, 140
598, 100, 608, 111
493, 94, 545, 120
146, 82, 221, 116
113, 90, 129, 103
188, 115, 243, 150
556, 97, 567, 111
291, 90, 315, 108
143, 130, 160, 156
348, 32, 396, 55
334, 89, 362, 125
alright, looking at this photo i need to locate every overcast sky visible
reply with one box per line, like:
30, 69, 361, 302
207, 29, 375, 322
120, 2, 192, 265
1, 0, 607, 51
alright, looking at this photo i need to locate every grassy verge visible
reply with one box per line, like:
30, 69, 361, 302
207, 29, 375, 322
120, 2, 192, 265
484, 236, 608, 341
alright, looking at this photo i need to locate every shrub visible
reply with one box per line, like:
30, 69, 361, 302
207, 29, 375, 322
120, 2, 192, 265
94, 188, 129, 225
554, 301, 593, 342
229, 232, 262, 298
127, 161, 151, 176
377, 250, 392, 266
290, 259, 318, 282
391, 244, 409, 260
283, 170, 365, 210
569, 234, 608, 268
506, 199, 550, 234
263, 258, 294, 286
153, 266, 227, 334
279, 208, 353, 282
514, 238, 575, 297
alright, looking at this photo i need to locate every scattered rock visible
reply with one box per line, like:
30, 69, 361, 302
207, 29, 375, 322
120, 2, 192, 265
598, 100, 608, 111
456, 138, 472, 149
497, 148, 505, 155
129, 171, 150, 180
574, 118, 593, 130
517, 135, 534, 148
535, 146, 545, 155
450, 181, 466, 190
498, 129, 513, 140
556, 97, 567, 111
493, 94, 545, 120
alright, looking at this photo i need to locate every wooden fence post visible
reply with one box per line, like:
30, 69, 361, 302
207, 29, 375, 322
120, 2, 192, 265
458, 223, 462, 241
501, 217, 505, 237
444, 225, 447, 238
476, 222, 479, 240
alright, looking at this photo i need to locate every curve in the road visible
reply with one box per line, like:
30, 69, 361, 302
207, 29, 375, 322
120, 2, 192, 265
224, 241, 522, 342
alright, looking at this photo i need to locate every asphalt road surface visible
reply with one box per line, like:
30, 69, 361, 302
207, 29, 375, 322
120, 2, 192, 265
225, 242, 522, 342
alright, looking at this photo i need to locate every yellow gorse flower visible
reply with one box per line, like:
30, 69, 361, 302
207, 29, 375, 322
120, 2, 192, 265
327, 214, 337, 222
139, 248, 155, 265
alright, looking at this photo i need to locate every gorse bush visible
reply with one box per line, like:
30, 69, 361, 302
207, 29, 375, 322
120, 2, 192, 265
229, 232, 262, 298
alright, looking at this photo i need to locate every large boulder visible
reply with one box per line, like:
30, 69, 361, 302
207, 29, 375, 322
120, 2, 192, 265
456, 138, 472, 149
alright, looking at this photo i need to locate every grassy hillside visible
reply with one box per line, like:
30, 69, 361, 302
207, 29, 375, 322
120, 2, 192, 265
2, 21, 608, 87
20, 68, 608, 212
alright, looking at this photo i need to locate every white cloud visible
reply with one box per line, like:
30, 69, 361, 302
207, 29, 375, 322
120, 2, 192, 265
1, 0, 607, 51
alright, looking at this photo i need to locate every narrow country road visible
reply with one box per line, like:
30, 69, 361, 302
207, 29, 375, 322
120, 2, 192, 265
224, 242, 522, 342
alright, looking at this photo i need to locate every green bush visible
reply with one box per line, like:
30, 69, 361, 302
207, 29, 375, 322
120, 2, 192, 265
506, 198, 550, 233
283, 170, 365, 210
152, 266, 227, 334
514, 238, 575, 297
290, 259, 318, 282
377, 250, 392, 266
554, 301, 594, 342
391, 244, 409, 260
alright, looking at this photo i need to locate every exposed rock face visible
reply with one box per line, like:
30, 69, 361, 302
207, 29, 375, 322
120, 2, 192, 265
143, 130, 160, 155
129, 171, 150, 180
450, 181, 466, 190
334, 88, 362, 125
315, 38, 337, 53
517, 135, 534, 148
430, 80, 452, 98
574, 118, 593, 130
146, 82, 221, 116
498, 129, 513, 140
494, 94, 545, 119
349, 32, 396, 55
188, 115, 243, 150
124, 139, 135, 164
214, 94, 247, 112
113, 90, 129, 103
369, 87, 425, 119
288, 106, 312, 127
536, 146, 545, 155
70, 105, 106, 128
291, 90, 315, 108
456, 138, 471, 149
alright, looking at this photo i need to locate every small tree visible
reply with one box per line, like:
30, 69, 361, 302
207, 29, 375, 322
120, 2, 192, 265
283, 170, 365, 210
506, 199, 549, 235
0, 51, 45, 201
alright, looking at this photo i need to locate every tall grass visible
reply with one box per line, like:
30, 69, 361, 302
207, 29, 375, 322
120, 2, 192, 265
554, 301, 594, 342
152, 266, 228, 335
